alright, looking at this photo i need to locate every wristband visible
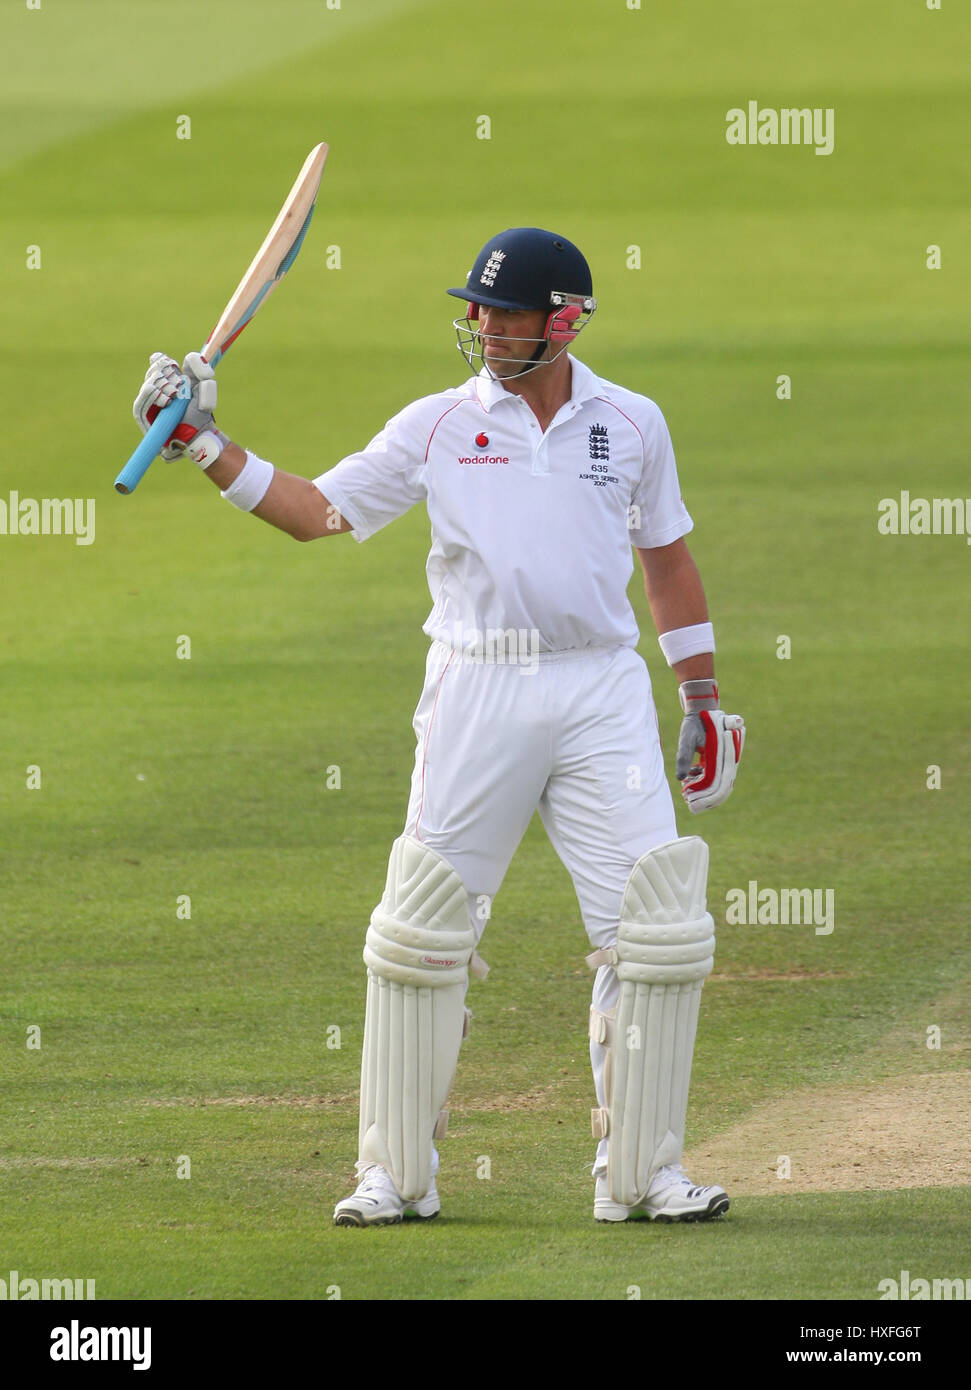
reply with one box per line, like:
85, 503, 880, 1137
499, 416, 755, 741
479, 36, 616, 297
657, 622, 715, 667
220, 450, 275, 512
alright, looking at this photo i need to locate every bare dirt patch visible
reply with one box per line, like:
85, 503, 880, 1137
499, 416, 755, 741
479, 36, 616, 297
143, 1094, 356, 1109
709, 968, 853, 983
0, 1157, 147, 1169
451, 1083, 562, 1113
684, 1071, 971, 1194
143, 1084, 567, 1114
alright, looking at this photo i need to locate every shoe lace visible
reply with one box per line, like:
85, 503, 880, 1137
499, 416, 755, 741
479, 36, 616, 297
356, 1163, 395, 1194
651, 1163, 692, 1193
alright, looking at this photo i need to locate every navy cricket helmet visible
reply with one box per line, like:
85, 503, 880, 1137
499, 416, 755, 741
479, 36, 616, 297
448, 227, 594, 312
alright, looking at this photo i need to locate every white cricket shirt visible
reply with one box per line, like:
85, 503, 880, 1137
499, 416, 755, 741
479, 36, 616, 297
312, 355, 693, 654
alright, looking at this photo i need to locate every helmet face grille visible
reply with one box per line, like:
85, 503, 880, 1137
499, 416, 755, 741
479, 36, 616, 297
452, 294, 597, 381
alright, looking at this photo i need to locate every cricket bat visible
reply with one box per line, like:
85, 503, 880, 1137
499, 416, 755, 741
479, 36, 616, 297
115, 141, 329, 495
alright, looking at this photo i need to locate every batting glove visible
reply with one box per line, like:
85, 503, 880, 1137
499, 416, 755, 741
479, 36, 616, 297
675, 679, 745, 814
132, 351, 227, 467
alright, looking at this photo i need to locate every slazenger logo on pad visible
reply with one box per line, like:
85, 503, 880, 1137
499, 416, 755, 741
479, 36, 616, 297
422, 955, 459, 968
457, 456, 509, 464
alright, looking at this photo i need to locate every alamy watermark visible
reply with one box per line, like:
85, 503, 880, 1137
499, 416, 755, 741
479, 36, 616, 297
726, 101, 835, 156
50, 1320, 150, 1371
877, 493, 971, 544
448, 622, 540, 675
0, 1269, 95, 1299
879, 1269, 968, 1300
0, 493, 95, 545
726, 881, 835, 936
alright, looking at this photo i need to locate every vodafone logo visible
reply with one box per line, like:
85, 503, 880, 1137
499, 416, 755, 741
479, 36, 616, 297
457, 430, 508, 463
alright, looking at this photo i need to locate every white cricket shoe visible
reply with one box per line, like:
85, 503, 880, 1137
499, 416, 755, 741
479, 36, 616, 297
594, 1164, 729, 1223
333, 1164, 440, 1227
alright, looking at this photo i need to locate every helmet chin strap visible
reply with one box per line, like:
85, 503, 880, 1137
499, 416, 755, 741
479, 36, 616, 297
481, 348, 557, 380
484, 339, 545, 379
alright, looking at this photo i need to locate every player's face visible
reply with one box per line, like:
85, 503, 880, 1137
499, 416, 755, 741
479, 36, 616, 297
477, 305, 549, 376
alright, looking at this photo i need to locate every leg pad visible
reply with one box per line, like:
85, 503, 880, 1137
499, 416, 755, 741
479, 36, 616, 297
359, 836, 475, 1201
590, 837, 715, 1207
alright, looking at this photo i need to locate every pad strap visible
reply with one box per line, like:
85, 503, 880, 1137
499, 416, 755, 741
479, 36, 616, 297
588, 1007, 614, 1045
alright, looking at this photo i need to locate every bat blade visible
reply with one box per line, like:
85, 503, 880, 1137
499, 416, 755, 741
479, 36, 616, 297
201, 142, 328, 368
115, 141, 328, 496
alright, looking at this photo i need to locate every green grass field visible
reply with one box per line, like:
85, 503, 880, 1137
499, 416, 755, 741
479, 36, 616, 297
1, 0, 969, 1306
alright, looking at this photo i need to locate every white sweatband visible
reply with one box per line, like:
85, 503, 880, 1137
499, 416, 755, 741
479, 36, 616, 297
220, 450, 275, 512
657, 622, 715, 667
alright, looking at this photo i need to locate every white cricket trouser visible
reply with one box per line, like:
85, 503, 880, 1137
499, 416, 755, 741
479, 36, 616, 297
401, 640, 679, 1173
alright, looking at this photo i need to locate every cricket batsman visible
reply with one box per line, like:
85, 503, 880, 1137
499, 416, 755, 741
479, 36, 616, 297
133, 227, 745, 1225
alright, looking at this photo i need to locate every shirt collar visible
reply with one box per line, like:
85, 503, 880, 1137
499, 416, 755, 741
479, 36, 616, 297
473, 354, 601, 414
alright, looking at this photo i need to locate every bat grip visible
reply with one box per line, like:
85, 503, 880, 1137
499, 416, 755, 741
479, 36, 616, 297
114, 386, 190, 494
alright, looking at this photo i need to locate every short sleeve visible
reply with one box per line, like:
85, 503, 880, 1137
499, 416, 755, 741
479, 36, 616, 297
312, 400, 430, 542
627, 403, 694, 549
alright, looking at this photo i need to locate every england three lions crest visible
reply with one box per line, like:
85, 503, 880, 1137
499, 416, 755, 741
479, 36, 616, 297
588, 424, 609, 460
479, 250, 506, 288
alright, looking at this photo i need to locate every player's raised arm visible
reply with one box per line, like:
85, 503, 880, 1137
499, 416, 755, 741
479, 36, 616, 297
131, 351, 350, 540
200, 441, 351, 540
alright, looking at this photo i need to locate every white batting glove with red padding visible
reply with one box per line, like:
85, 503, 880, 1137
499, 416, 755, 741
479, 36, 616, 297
675, 679, 745, 814
132, 351, 226, 466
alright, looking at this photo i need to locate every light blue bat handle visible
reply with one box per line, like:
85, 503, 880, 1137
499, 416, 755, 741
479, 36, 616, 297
114, 384, 189, 494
